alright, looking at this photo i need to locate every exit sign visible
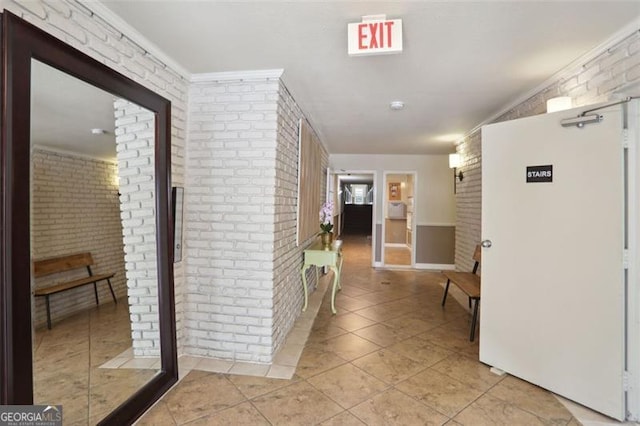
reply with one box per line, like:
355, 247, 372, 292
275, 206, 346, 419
348, 16, 403, 56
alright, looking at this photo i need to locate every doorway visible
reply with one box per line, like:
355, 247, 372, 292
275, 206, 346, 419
382, 172, 416, 268
334, 172, 376, 265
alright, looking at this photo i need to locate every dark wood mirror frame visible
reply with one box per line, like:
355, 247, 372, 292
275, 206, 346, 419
0, 11, 178, 425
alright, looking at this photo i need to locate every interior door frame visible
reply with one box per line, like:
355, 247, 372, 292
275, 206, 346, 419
335, 170, 377, 266
0, 11, 178, 425
381, 170, 417, 268
625, 99, 640, 420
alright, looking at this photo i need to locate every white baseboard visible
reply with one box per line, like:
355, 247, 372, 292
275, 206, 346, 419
378, 264, 414, 270
384, 243, 409, 248
415, 263, 455, 271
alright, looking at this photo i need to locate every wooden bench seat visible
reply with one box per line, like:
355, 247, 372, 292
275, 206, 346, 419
33, 253, 116, 329
441, 244, 481, 341
33, 273, 116, 296
441, 272, 480, 299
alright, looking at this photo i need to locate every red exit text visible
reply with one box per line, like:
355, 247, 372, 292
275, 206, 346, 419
358, 21, 396, 50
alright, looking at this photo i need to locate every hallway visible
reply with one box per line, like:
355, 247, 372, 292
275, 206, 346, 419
137, 236, 576, 425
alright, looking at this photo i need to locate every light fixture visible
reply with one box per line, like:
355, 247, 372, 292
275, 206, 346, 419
434, 133, 464, 143
448, 153, 460, 169
389, 101, 404, 110
546, 96, 572, 113
449, 153, 463, 194
91, 128, 107, 135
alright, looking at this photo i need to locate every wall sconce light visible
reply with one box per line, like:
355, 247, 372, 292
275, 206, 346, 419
449, 153, 463, 194
546, 96, 572, 113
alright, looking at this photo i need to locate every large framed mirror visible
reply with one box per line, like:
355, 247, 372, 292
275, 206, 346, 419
0, 11, 177, 425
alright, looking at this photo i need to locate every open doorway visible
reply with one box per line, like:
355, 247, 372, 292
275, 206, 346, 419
334, 173, 376, 265
382, 172, 416, 268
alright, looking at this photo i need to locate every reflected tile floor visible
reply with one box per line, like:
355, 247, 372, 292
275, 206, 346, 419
137, 235, 623, 426
33, 302, 156, 425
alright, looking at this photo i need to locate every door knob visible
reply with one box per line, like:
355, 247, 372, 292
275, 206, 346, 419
481, 240, 492, 248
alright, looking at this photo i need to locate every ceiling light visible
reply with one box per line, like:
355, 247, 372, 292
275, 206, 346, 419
389, 101, 404, 110
91, 128, 107, 135
434, 133, 464, 143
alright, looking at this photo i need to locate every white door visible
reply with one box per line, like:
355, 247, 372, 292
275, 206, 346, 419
481, 103, 627, 420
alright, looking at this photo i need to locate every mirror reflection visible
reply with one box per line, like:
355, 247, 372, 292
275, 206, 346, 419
30, 59, 160, 424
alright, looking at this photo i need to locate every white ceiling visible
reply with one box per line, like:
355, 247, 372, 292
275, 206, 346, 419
31, 60, 118, 161
99, 0, 640, 155
30, 1, 640, 159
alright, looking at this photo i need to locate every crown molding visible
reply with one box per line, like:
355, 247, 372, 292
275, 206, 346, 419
460, 16, 640, 144
80, 1, 191, 80
33, 144, 117, 164
191, 69, 284, 83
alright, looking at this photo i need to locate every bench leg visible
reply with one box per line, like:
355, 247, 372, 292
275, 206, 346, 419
107, 278, 117, 304
45, 295, 52, 330
470, 298, 480, 342
93, 282, 99, 305
441, 279, 451, 307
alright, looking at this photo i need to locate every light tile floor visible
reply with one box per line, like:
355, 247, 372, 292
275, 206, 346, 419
36, 235, 631, 425
33, 302, 157, 425
135, 235, 615, 425
383, 245, 412, 266
103, 271, 331, 381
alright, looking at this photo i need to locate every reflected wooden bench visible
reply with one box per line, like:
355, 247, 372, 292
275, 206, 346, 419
34, 252, 117, 329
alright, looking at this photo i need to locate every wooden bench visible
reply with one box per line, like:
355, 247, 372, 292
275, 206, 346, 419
441, 245, 481, 342
33, 252, 117, 329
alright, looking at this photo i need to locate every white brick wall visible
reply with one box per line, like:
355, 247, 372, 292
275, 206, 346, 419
272, 81, 328, 354
455, 29, 640, 271
114, 99, 160, 357
31, 149, 126, 328
185, 75, 327, 362
9, 0, 189, 350
185, 76, 281, 362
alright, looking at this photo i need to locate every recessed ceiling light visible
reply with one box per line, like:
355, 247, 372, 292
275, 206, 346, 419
389, 101, 404, 110
434, 133, 464, 143
91, 128, 107, 135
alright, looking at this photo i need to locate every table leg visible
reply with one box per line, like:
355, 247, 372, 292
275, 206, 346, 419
329, 266, 340, 314
336, 254, 343, 291
45, 295, 52, 330
314, 266, 319, 290
300, 263, 310, 311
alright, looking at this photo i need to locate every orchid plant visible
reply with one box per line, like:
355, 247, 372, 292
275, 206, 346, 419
319, 201, 334, 234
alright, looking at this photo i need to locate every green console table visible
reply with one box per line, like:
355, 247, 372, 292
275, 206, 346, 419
301, 240, 343, 314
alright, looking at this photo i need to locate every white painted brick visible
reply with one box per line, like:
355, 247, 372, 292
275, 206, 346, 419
183, 74, 326, 362
42, 0, 71, 18
48, 9, 89, 43
14, 0, 48, 19
628, 63, 640, 82
88, 34, 122, 64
